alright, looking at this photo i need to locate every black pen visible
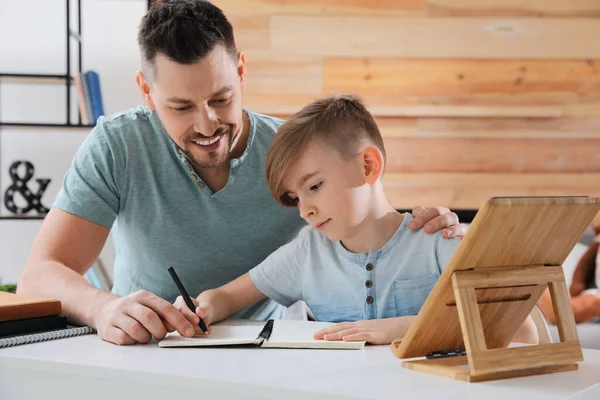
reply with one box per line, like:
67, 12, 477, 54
167, 266, 208, 334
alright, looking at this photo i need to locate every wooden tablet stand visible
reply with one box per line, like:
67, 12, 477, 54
397, 264, 581, 382
390, 196, 600, 383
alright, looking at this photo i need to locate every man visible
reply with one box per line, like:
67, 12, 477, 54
18, 0, 466, 345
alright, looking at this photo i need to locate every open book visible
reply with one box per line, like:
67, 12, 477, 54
158, 319, 365, 350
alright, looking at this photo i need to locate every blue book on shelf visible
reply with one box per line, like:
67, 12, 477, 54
85, 70, 105, 122
79, 72, 94, 124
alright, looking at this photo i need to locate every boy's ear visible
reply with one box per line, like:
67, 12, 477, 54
361, 146, 384, 184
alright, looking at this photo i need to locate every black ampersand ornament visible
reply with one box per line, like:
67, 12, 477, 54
4, 161, 51, 214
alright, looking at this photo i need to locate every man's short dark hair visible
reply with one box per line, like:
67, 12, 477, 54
138, 0, 237, 80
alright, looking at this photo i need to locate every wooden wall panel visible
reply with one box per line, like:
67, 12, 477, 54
239, 94, 316, 115
382, 173, 600, 209
270, 16, 600, 58
564, 100, 600, 117
323, 59, 600, 105
427, 0, 600, 17
376, 117, 600, 138
215, 0, 600, 17
263, 116, 600, 139
383, 137, 600, 173
214, 0, 600, 216
216, 0, 425, 16
245, 56, 322, 95
240, 101, 565, 118
228, 15, 270, 50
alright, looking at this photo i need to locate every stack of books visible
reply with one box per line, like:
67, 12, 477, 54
0, 292, 94, 348
73, 70, 105, 125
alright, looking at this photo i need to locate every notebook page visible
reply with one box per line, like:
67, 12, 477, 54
158, 324, 262, 348
262, 320, 365, 350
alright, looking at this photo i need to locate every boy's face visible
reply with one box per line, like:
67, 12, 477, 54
137, 45, 246, 170
283, 140, 372, 242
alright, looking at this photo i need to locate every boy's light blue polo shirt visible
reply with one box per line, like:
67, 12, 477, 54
249, 213, 461, 322
53, 105, 306, 319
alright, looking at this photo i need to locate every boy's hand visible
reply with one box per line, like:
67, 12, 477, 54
313, 318, 410, 345
409, 205, 468, 239
173, 295, 213, 336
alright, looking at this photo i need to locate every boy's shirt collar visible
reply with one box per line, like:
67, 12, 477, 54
335, 213, 412, 264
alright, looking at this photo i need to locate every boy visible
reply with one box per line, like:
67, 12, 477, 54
175, 94, 538, 345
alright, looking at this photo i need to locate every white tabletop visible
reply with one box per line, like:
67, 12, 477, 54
2, 333, 600, 400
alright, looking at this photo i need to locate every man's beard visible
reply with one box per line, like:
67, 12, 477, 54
184, 125, 236, 169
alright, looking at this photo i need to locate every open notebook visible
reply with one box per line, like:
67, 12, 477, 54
158, 319, 365, 350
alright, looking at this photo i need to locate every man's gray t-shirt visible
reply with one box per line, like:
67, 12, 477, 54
54, 105, 306, 318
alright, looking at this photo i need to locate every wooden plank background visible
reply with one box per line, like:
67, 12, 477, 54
213, 0, 600, 223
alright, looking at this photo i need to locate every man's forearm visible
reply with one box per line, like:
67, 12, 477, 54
17, 260, 115, 327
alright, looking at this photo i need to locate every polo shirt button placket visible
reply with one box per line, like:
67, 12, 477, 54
183, 163, 206, 189
365, 263, 375, 317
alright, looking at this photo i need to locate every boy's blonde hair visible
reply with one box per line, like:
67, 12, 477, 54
265, 94, 386, 207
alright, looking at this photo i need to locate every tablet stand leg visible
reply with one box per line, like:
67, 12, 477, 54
402, 265, 582, 382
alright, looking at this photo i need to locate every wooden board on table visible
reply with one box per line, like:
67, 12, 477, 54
0, 292, 61, 323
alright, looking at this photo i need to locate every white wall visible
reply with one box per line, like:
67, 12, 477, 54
0, 0, 147, 284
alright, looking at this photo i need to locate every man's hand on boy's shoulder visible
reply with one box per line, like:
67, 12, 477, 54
408, 206, 468, 239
